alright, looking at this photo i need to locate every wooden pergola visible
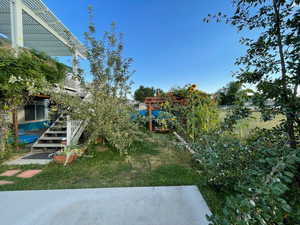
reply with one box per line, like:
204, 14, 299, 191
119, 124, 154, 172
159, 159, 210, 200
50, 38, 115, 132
144, 94, 186, 131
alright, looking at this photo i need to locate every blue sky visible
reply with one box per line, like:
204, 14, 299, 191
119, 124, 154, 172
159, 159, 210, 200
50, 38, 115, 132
44, 0, 247, 94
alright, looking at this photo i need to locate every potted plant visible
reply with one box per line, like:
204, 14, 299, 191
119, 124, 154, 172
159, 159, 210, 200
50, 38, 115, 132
50, 145, 85, 166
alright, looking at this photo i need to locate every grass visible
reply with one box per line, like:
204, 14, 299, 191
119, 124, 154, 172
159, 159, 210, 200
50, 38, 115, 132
0, 147, 30, 164
0, 133, 225, 214
0, 113, 289, 216
219, 110, 285, 138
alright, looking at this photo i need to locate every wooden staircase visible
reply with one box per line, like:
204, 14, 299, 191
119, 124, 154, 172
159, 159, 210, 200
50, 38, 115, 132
31, 114, 85, 153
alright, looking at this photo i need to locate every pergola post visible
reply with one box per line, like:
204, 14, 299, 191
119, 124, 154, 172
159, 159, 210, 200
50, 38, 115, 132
10, 0, 24, 51
148, 104, 153, 131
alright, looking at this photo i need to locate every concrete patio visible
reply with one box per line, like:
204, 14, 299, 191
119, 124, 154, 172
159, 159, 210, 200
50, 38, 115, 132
0, 185, 212, 225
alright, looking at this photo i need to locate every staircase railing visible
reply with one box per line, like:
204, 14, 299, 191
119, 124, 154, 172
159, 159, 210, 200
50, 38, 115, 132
66, 115, 83, 146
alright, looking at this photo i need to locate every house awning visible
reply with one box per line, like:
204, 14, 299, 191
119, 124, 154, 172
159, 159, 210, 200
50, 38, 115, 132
0, 0, 86, 57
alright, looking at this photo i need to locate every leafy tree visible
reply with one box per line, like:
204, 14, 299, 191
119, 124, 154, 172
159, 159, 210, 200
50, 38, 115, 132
134, 85, 156, 102
54, 7, 140, 153
205, 0, 299, 149
155, 88, 164, 96
206, 0, 300, 148
200, 0, 300, 224
217, 81, 243, 105
83, 16, 140, 152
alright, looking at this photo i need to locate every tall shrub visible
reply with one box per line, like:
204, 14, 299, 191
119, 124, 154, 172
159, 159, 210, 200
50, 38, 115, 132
163, 85, 219, 142
63, 7, 139, 153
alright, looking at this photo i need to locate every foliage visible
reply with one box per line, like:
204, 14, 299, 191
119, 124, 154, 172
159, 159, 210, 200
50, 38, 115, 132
0, 44, 69, 149
193, 135, 253, 188
220, 100, 252, 133
195, 1, 300, 223
216, 81, 242, 105
29, 49, 70, 83
0, 47, 68, 87
193, 128, 300, 225
82, 90, 139, 153
134, 85, 157, 102
83, 15, 139, 153
52, 8, 140, 154
206, 0, 300, 148
163, 84, 220, 142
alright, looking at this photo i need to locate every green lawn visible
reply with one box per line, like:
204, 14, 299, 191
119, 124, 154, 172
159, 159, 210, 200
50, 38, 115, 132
0, 113, 291, 218
219, 110, 285, 138
0, 133, 224, 214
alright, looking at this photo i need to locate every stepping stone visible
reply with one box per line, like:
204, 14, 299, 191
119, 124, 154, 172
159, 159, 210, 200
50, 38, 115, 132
16, 170, 42, 178
0, 169, 21, 177
0, 180, 14, 185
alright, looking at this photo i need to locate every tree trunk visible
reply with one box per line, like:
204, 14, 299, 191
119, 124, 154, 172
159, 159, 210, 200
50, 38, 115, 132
12, 108, 19, 150
0, 113, 9, 153
272, 0, 297, 149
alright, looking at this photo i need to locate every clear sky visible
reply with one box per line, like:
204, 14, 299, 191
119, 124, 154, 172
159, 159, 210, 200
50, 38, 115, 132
44, 0, 247, 94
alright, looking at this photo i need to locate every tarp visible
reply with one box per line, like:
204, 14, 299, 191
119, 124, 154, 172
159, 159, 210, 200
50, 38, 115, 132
138, 110, 172, 119
9, 134, 39, 144
19, 120, 50, 131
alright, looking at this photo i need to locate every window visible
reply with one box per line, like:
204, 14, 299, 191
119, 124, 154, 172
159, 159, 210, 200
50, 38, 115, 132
24, 105, 35, 121
24, 100, 47, 121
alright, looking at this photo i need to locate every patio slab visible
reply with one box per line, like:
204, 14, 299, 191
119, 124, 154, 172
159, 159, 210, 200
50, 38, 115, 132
0, 180, 14, 185
0, 169, 21, 177
16, 170, 42, 178
0, 186, 212, 225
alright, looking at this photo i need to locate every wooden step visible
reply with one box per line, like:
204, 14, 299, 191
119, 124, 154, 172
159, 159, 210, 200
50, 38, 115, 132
31, 149, 57, 154
46, 131, 67, 134
39, 137, 67, 141
53, 121, 66, 125
50, 127, 66, 131
32, 143, 66, 148
50, 126, 66, 129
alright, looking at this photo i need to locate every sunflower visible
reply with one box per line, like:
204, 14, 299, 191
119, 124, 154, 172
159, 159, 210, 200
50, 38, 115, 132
188, 84, 197, 93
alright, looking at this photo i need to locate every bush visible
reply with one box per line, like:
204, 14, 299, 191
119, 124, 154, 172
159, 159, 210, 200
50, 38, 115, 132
193, 129, 300, 225
193, 135, 254, 188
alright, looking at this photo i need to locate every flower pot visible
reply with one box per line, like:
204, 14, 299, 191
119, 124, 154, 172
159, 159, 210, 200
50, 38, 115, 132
53, 154, 77, 164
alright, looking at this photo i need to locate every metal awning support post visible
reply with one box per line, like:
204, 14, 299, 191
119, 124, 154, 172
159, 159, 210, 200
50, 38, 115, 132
10, 0, 24, 51
9, 0, 24, 148
72, 49, 79, 76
